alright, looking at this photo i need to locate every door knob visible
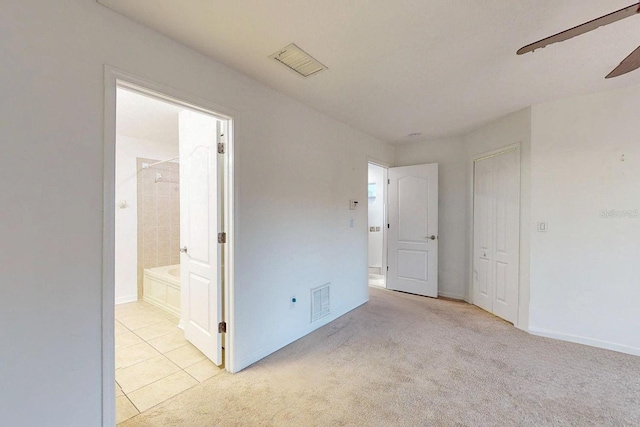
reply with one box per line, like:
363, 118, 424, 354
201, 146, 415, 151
426, 235, 436, 240
180, 246, 188, 253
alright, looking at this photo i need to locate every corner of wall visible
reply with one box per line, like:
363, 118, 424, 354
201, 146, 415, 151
527, 84, 640, 353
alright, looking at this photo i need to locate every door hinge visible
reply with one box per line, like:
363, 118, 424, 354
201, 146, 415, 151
388, 179, 390, 184
387, 266, 389, 271
218, 232, 227, 244
217, 142, 225, 154
387, 224, 390, 229
218, 321, 226, 333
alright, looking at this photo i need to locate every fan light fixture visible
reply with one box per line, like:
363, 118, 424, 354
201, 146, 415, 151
517, 2, 640, 79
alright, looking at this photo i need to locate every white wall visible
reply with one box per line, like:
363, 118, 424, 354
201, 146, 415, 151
115, 135, 178, 304
529, 84, 640, 355
393, 111, 531, 319
464, 109, 532, 330
394, 88, 640, 357
394, 137, 468, 299
367, 164, 385, 270
0, 1, 393, 425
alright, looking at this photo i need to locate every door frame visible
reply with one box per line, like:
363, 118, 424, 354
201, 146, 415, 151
367, 160, 389, 287
102, 66, 236, 425
468, 143, 521, 323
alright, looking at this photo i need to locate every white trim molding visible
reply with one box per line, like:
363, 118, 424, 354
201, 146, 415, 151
114, 295, 137, 305
529, 327, 640, 357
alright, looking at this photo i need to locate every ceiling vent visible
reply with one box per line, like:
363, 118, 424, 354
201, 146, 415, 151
270, 43, 328, 77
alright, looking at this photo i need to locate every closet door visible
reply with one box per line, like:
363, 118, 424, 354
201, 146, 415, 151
490, 149, 520, 323
472, 148, 520, 324
472, 157, 494, 313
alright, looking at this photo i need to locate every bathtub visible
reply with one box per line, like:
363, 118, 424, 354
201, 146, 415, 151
143, 264, 181, 317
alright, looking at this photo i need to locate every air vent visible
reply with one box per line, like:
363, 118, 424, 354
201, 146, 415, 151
311, 283, 331, 322
270, 43, 328, 77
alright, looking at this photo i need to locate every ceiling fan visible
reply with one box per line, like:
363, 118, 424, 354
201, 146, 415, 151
517, 2, 640, 79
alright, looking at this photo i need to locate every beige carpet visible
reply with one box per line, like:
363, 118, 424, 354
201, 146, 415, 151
121, 287, 640, 426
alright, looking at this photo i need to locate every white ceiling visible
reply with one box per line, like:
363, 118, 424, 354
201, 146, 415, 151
116, 88, 182, 145
101, 0, 640, 144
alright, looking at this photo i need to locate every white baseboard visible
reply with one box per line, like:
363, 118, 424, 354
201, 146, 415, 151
115, 294, 137, 305
234, 299, 368, 373
529, 327, 640, 357
438, 291, 465, 301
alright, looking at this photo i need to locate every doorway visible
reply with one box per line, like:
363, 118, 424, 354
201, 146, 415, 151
104, 70, 234, 425
367, 162, 387, 288
369, 161, 440, 298
472, 145, 520, 324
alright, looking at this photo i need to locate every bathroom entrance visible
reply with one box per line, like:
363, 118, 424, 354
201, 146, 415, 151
109, 78, 233, 423
367, 162, 387, 288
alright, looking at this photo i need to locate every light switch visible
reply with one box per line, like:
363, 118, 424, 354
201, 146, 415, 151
538, 221, 548, 232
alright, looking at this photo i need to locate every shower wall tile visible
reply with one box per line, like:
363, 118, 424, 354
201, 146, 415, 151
158, 226, 171, 240
159, 199, 173, 213
157, 211, 171, 225
142, 196, 156, 211
142, 226, 157, 241
141, 181, 155, 196
136, 158, 181, 297
157, 184, 172, 197
170, 227, 180, 242
141, 210, 155, 225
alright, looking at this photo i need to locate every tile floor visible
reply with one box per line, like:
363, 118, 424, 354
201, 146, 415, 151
115, 300, 223, 424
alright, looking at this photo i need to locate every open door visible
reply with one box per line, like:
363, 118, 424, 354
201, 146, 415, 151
179, 109, 223, 366
387, 163, 438, 298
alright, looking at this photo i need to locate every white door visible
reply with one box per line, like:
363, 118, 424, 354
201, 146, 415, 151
179, 110, 223, 365
472, 157, 494, 313
387, 163, 438, 297
472, 148, 520, 324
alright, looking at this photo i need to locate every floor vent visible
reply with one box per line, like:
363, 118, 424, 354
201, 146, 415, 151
311, 283, 331, 323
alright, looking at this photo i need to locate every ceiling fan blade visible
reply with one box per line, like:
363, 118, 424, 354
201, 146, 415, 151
606, 45, 640, 78
517, 3, 640, 55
